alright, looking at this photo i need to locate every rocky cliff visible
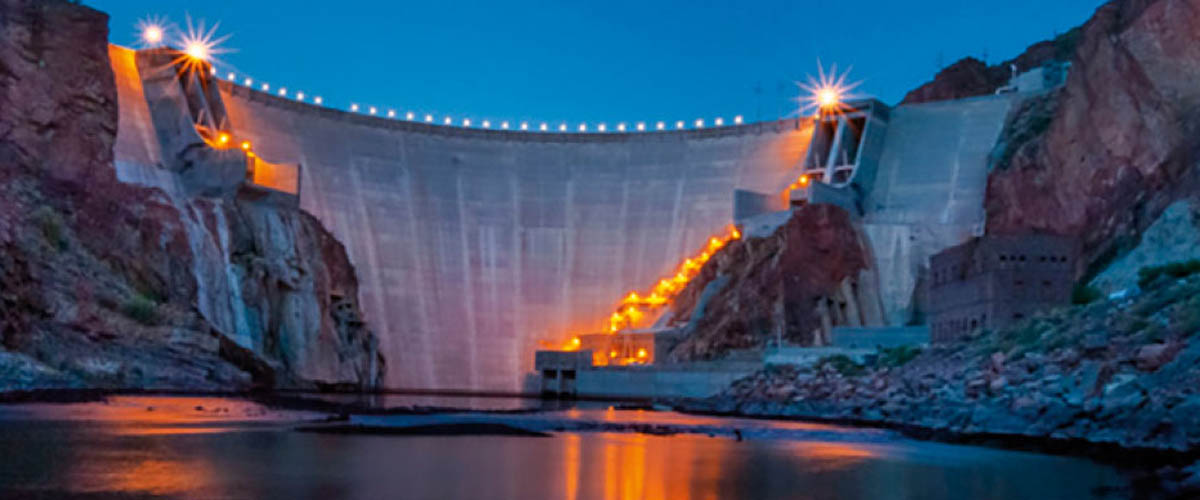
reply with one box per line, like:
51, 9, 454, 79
900, 31, 1077, 105
666, 205, 884, 361
0, 0, 383, 392
985, 0, 1200, 274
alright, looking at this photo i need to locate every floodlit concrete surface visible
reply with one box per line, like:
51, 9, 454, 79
862, 94, 1020, 325
110, 46, 174, 192
109, 43, 1020, 392
205, 86, 812, 391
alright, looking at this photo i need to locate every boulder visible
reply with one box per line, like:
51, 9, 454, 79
1135, 343, 1176, 371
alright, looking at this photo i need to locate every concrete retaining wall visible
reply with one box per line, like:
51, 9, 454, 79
863, 94, 1020, 324
576, 365, 758, 399
831, 326, 930, 349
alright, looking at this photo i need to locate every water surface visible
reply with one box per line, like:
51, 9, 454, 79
0, 396, 1128, 499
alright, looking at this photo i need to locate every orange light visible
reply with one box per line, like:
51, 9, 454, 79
217, 133, 230, 145
800, 63, 861, 116
185, 41, 210, 61
637, 348, 647, 358
609, 350, 618, 358
240, 141, 251, 151
785, 174, 813, 198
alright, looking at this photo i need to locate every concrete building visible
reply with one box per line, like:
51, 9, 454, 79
534, 350, 592, 396
573, 329, 684, 367
928, 234, 1077, 342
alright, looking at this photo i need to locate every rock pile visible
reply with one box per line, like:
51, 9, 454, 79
697, 275, 1200, 453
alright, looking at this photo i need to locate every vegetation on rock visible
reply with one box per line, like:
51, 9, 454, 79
1138, 259, 1200, 289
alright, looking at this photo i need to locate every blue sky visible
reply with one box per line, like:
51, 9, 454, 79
90, 0, 1105, 127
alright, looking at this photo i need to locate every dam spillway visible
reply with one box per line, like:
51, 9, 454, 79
212, 84, 812, 391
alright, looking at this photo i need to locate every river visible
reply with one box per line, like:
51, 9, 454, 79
0, 395, 1129, 499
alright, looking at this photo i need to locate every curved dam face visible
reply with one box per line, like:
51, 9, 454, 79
211, 86, 811, 391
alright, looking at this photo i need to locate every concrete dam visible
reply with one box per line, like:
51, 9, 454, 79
109, 44, 1040, 392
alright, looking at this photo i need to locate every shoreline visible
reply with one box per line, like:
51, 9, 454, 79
2, 387, 1193, 464
5, 387, 1196, 495
670, 399, 1199, 470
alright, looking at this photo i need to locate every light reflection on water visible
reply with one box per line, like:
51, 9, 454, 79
67, 456, 220, 497
300, 392, 555, 411
0, 396, 1126, 500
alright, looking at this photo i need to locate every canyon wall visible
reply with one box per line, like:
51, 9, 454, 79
207, 86, 812, 391
984, 0, 1200, 274
0, 0, 381, 392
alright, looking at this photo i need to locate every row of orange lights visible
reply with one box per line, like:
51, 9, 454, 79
609, 348, 649, 366
557, 225, 742, 350
212, 131, 256, 158
607, 224, 742, 334
784, 173, 812, 201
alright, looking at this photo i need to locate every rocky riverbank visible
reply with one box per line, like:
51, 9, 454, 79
678, 273, 1200, 494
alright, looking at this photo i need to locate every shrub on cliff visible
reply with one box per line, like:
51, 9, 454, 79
818, 355, 865, 377
876, 345, 922, 368
1071, 283, 1103, 305
32, 206, 68, 251
121, 294, 159, 325
1138, 259, 1200, 289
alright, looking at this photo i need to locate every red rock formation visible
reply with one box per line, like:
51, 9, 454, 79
900, 35, 1073, 105
985, 0, 1200, 270
0, 0, 383, 391
667, 205, 872, 361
